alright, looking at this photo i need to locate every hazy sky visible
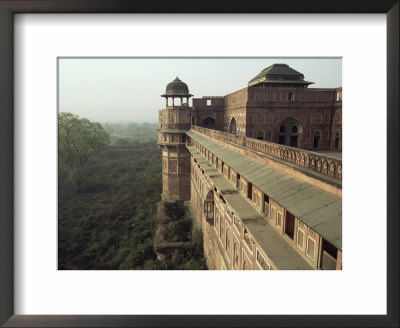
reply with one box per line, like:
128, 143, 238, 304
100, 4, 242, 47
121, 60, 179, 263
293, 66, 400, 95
58, 58, 341, 123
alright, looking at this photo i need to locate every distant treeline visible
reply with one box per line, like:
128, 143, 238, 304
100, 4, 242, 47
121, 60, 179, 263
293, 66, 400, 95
103, 122, 158, 145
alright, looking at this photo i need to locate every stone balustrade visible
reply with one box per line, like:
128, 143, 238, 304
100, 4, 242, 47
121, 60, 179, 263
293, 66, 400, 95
191, 125, 342, 181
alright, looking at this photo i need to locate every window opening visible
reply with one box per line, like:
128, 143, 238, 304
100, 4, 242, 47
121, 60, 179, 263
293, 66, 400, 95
247, 182, 253, 200
285, 212, 295, 239
313, 136, 320, 148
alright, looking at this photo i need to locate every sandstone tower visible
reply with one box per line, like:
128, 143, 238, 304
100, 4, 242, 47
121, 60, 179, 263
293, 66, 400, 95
158, 77, 192, 203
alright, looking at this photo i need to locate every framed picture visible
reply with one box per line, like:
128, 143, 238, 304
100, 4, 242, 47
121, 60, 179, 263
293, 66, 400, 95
0, 1, 398, 327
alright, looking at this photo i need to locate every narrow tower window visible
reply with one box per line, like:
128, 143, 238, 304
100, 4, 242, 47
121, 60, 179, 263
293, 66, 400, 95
335, 132, 340, 149
313, 136, 320, 148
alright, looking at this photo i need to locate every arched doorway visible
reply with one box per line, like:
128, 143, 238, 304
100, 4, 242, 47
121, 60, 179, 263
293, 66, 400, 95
256, 130, 265, 140
313, 130, 321, 148
229, 117, 237, 134
276, 117, 303, 148
202, 116, 216, 129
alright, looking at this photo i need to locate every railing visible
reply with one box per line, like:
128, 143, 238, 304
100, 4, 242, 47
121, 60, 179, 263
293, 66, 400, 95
191, 125, 342, 181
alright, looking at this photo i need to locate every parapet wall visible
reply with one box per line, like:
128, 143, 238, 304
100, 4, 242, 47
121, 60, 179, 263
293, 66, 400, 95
186, 132, 342, 270
192, 125, 342, 184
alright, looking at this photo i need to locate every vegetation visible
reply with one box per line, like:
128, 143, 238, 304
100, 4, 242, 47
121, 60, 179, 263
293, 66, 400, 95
58, 141, 161, 269
103, 122, 158, 144
167, 228, 207, 270
58, 116, 206, 270
154, 202, 207, 270
59, 112, 109, 187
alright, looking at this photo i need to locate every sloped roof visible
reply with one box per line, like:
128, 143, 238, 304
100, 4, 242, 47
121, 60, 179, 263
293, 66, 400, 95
248, 64, 314, 86
188, 146, 312, 270
186, 130, 342, 250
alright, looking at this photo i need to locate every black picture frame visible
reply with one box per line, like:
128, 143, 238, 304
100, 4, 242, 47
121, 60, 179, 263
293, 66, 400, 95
0, 1, 398, 327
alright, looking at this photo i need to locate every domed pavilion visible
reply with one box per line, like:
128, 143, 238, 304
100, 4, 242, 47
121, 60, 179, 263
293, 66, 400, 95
161, 77, 193, 107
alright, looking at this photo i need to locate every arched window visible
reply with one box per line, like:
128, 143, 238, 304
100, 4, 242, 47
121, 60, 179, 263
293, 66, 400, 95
256, 130, 265, 140
313, 130, 321, 148
204, 190, 214, 225
229, 117, 237, 134
256, 113, 265, 123
203, 116, 216, 129
315, 113, 323, 124
277, 118, 303, 148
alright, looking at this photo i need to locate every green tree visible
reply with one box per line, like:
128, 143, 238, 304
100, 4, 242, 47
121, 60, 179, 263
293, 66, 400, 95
59, 112, 109, 183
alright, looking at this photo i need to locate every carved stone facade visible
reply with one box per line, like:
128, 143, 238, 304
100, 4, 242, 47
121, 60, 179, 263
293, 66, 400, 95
158, 78, 192, 202
158, 65, 342, 270
187, 132, 342, 270
193, 64, 342, 151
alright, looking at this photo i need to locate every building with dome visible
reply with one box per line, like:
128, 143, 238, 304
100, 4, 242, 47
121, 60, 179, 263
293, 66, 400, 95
158, 64, 342, 270
192, 64, 342, 151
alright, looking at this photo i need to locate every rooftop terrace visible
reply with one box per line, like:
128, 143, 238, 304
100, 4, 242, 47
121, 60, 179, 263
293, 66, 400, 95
187, 129, 342, 250
191, 125, 342, 186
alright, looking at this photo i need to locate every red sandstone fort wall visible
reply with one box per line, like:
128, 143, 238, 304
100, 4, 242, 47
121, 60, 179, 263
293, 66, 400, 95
191, 86, 342, 151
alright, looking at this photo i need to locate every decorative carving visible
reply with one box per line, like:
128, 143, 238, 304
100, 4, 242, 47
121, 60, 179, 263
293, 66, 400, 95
226, 228, 231, 252
329, 162, 336, 176
322, 160, 328, 174
233, 216, 241, 233
244, 231, 252, 250
310, 157, 316, 169
169, 159, 178, 173
284, 150, 288, 160
233, 242, 240, 268
242, 253, 251, 270
191, 126, 342, 181
256, 249, 270, 270
316, 159, 322, 172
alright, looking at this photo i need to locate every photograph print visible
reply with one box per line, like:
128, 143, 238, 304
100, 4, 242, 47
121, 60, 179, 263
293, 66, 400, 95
58, 58, 342, 270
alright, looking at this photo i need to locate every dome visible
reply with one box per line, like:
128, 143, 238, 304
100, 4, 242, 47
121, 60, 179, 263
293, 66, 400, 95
248, 64, 314, 87
162, 77, 192, 97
